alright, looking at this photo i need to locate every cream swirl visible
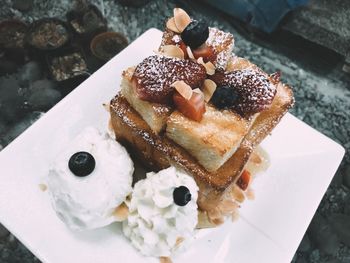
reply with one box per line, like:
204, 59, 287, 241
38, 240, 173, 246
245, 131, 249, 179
123, 166, 198, 257
48, 127, 133, 231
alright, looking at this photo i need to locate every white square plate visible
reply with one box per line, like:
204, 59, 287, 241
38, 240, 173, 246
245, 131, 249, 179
0, 29, 345, 263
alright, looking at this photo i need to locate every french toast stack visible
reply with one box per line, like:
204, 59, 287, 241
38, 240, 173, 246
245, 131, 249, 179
109, 8, 294, 225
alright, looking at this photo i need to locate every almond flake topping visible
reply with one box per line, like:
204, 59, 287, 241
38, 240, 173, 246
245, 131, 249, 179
171, 80, 193, 100
202, 79, 217, 102
166, 17, 181, 33
173, 8, 191, 33
197, 57, 216, 75
160, 45, 184, 59
186, 46, 195, 59
192, 88, 203, 95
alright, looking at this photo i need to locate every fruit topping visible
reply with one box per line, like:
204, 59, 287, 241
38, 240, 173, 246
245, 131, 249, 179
68, 151, 96, 177
173, 88, 206, 122
192, 44, 216, 63
236, 170, 251, 191
210, 69, 277, 115
197, 57, 215, 75
132, 55, 206, 103
173, 185, 192, 206
181, 20, 209, 49
210, 85, 240, 109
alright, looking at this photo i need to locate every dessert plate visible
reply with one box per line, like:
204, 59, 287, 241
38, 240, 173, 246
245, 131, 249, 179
0, 29, 344, 263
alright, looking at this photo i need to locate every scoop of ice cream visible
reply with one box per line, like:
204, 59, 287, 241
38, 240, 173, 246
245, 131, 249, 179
123, 166, 198, 257
48, 127, 133, 231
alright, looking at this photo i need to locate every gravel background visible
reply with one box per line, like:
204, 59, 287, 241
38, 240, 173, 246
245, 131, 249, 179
0, 0, 349, 262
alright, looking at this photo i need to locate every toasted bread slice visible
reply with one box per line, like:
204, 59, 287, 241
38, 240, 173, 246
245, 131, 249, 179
110, 80, 293, 223
161, 27, 234, 70
166, 105, 253, 171
121, 67, 172, 134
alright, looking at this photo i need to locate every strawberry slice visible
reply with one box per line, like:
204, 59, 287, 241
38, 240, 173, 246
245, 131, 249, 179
236, 170, 251, 191
173, 90, 206, 122
192, 44, 216, 63
132, 56, 206, 104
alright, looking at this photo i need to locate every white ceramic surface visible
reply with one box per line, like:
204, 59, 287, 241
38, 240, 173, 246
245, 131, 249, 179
0, 28, 345, 263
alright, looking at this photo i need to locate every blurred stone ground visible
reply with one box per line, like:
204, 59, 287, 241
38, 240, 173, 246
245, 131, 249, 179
0, 0, 349, 262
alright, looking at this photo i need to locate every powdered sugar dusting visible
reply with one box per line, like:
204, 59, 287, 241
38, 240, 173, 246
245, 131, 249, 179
206, 27, 234, 70
161, 27, 234, 70
132, 55, 206, 103
211, 69, 277, 115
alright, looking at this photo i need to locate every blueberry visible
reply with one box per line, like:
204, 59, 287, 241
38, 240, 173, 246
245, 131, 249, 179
210, 85, 240, 109
181, 20, 209, 49
173, 186, 191, 206
68, 151, 95, 177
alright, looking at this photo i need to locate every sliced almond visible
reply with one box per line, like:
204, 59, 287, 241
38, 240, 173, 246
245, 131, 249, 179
186, 46, 195, 59
246, 188, 255, 200
175, 237, 185, 247
226, 59, 236, 72
161, 45, 184, 59
218, 200, 238, 214
38, 183, 47, 192
166, 17, 181, 33
197, 57, 205, 65
192, 88, 203, 95
196, 210, 217, 229
204, 61, 215, 75
113, 202, 129, 221
202, 79, 217, 102
171, 80, 193, 100
197, 57, 216, 75
173, 8, 191, 33
231, 185, 245, 203
160, 257, 173, 263
231, 209, 240, 222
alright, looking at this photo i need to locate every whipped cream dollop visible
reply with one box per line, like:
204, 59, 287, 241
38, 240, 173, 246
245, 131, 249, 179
123, 166, 198, 257
48, 127, 133, 231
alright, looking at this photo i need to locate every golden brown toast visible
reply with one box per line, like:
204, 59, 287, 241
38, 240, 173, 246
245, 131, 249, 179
110, 78, 293, 225
121, 67, 172, 134
110, 78, 292, 190
166, 105, 254, 171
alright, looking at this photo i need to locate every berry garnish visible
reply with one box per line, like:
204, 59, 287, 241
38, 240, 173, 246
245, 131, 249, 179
181, 20, 209, 49
68, 151, 96, 177
173, 186, 192, 206
210, 69, 277, 115
236, 170, 251, 191
173, 90, 206, 122
210, 85, 240, 109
